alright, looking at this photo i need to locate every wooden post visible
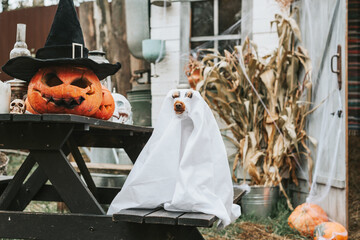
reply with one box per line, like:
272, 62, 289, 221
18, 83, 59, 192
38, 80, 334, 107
80, 0, 132, 96
79, 2, 96, 51
109, 0, 131, 96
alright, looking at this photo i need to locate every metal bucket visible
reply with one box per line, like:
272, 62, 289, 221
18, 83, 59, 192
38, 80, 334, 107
240, 186, 279, 218
91, 173, 127, 188
127, 84, 151, 126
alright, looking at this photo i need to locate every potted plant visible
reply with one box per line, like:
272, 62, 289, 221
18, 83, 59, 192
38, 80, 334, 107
192, 12, 315, 216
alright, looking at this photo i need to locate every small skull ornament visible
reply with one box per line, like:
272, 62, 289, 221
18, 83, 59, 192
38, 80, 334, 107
111, 92, 132, 124
10, 99, 26, 114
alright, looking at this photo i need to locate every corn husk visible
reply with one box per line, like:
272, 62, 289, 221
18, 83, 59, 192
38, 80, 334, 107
193, 12, 315, 210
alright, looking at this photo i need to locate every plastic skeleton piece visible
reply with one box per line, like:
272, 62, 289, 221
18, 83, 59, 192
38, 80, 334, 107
10, 99, 26, 114
111, 92, 133, 124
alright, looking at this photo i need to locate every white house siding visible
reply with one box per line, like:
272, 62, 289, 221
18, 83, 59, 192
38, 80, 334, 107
150, 0, 282, 125
150, 3, 181, 125
247, 0, 282, 57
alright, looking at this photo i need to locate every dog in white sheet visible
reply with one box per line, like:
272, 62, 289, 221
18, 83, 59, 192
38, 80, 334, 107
108, 89, 240, 227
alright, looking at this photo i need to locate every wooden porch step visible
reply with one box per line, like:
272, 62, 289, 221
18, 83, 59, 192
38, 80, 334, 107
113, 188, 246, 227
0, 176, 14, 182
70, 162, 132, 175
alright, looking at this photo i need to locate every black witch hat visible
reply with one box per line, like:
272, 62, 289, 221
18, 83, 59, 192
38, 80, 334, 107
2, 0, 121, 81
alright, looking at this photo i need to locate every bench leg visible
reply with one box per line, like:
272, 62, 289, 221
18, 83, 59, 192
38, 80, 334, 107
0, 154, 36, 210
67, 137, 98, 198
32, 150, 105, 215
8, 166, 48, 211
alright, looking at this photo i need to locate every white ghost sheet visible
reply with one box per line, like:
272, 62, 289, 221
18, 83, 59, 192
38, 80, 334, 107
107, 89, 240, 227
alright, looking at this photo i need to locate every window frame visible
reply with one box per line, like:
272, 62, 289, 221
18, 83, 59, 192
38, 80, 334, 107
179, 0, 242, 86
190, 0, 242, 52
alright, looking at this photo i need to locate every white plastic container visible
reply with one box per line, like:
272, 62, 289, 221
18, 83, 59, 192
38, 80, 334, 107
0, 82, 11, 113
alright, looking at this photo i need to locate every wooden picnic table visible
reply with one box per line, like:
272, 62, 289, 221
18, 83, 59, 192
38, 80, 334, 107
0, 113, 245, 240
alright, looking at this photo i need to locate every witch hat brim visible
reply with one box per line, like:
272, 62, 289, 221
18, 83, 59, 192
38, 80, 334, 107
2, 56, 121, 82
2, 0, 121, 81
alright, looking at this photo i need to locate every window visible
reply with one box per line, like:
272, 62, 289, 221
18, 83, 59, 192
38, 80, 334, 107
190, 0, 242, 54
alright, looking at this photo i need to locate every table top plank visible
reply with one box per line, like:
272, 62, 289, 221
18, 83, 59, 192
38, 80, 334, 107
0, 114, 153, 133
233, 188, 246, 204
0, 114, 12, 121
41, 114, 99, 125
12, 114, 42, 122
177, 213, 217, 227
41, 114, 153, 132
144, 209, 185, 225
114, 208, 160, 223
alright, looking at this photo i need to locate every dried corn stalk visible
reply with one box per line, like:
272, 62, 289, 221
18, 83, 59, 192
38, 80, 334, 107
195, 11, 314, 210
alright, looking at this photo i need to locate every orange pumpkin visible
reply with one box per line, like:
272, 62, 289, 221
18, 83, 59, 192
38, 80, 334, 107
27, 65, 102, 117
25, 98, 39, 114
91, 85, 115, 120
288, 203, 328, 237
187, 68, 201, 90
314, 222, 348, 240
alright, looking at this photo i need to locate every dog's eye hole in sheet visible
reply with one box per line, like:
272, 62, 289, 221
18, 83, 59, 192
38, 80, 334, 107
185, 91, 193, 99
172, 91, 180, 99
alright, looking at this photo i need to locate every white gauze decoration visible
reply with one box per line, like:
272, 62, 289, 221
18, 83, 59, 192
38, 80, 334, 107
108, 89, 240, 227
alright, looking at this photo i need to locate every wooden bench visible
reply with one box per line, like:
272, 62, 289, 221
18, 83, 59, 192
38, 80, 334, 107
69, 163, 246, 228
114, 187, 246, 228
0, 175, 245, 229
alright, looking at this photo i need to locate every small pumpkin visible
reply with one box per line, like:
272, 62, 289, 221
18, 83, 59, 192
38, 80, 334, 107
314, 222, 348, 240
91, 85, 115, 120
288, 203, 328, 237
185, 58, 202, 90
27, 65, 102, 117
186, 68, 201, 90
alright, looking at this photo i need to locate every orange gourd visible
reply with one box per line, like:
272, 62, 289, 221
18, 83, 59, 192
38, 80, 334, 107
288, 203, 328, 237
314, 222, 348, 240
91, 85, 115, 120
27, 65, 102, 117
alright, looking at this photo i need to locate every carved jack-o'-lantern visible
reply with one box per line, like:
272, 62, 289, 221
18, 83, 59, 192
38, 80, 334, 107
27, 65, 102, 116
25, 97, 39, 114
91, 85, 115, 120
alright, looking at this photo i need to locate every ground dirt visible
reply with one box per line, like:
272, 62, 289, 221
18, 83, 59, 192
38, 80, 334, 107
349, 135, 360, 240
201, 222, 303, 240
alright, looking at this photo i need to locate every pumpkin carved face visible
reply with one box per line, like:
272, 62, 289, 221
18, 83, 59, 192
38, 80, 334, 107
27, 65, 102, 116
91, 85, 115, 120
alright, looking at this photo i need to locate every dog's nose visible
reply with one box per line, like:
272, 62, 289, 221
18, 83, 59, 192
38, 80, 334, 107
175, 103, 182, 110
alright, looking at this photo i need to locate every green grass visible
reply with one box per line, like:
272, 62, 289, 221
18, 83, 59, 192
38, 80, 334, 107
199, 198, 310, 240
6, 152, 26, 176
242, 198, 309, 239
